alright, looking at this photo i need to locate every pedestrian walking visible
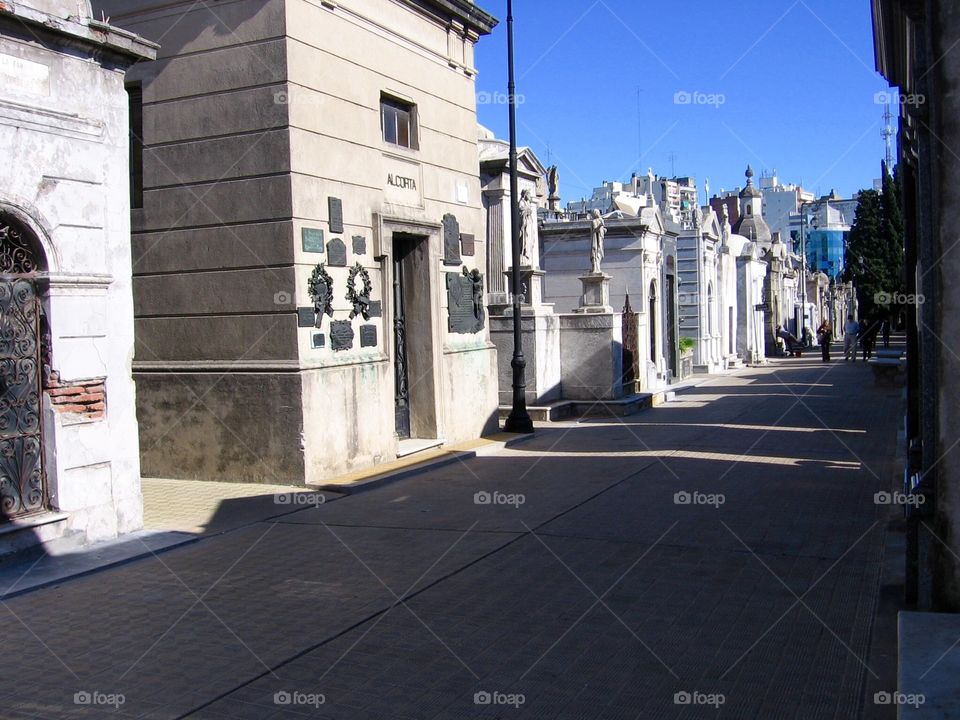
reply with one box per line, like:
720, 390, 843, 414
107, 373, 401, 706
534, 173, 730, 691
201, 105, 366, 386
861, 320, 880, 361
882, 317, 891, 348
843, 315, 860, 362
817, 319, 833, 362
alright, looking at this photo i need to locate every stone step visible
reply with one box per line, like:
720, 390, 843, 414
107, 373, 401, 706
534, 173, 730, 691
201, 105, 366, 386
497, 393, 657, 422
0, 512, 73, 562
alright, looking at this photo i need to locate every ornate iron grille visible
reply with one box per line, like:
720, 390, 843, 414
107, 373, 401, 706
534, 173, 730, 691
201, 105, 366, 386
0, 220, 46, 520
393, 251, 411, 440
0, 223, 40, 274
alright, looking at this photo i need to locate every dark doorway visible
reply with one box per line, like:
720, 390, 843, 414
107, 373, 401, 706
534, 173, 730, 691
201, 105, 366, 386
392, 240, 411, 439
665, 274, 678, 378
649, 281, 657, 365
391, 233, 437, 441
729, 307, 735, 355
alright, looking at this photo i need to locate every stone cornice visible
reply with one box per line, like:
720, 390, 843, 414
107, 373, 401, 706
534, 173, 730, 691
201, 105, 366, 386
405, 0, 498, 36
0, 4, 157, 65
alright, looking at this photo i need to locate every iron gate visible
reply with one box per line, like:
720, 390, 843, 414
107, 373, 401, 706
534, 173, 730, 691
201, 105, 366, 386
393, 245, 411, 440
0, 221, 46, 520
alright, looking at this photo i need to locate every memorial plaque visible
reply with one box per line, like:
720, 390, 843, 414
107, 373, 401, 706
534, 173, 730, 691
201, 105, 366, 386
460, 233, 475, 256
442, 213, 461, 266
360, 325, 378, 348
352, 235, 366, 255
368, 300, 382, 318
327, 238, 347, 267
446, 268, 485, 334
328, 197, 343, 233
330, 320, 354, 351
297, 307, 316, 327
302, 227, 324, 253
311, 333, 325, 349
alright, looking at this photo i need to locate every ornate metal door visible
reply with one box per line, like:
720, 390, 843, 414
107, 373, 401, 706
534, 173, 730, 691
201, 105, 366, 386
665, 274, 678, 378
621, 295, 639, 389
0, 221, 46, 520
393, 246, 411, 440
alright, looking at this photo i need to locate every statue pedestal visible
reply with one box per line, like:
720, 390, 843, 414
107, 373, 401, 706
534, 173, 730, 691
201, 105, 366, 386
573, 272, 613, 314
491, 266, 560, 405
503, 266, 546, 310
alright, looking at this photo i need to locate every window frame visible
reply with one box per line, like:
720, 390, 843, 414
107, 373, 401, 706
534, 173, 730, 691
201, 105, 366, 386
380, 94, 419, 151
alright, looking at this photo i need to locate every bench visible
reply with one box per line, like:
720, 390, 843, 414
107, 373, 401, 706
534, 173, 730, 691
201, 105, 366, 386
869, 356, 904, 384
876, 348, 904, 360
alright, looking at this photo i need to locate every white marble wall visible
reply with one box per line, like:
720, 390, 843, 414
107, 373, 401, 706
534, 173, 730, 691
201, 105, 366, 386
0, 1, 154, 546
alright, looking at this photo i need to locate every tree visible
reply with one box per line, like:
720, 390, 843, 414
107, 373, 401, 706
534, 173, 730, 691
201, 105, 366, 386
843, 163, 905, 318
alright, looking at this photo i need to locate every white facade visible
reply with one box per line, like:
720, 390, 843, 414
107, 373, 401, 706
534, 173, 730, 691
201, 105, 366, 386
541, 205, 675, 390
728, 234, 767, 365
761, 175, 815, 245
0, 0, 155, 550
677, 209, 724, 372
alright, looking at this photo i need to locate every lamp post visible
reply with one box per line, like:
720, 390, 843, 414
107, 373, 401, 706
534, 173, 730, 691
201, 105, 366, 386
502, 0, 533, 434
798, 200, 816, 340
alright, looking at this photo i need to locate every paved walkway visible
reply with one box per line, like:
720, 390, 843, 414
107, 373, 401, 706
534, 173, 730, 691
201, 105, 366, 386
2, 353, 902, 719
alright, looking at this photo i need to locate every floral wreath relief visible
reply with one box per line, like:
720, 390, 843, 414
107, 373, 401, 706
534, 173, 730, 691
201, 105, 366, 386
346, 262, 372, 320
308, 263, 334, 327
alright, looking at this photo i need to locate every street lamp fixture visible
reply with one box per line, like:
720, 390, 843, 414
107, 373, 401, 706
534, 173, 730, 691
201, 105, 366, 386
502, 0, 533, 435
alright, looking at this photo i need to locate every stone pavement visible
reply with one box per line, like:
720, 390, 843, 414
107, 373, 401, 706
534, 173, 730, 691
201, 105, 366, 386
1, 352, 903, 719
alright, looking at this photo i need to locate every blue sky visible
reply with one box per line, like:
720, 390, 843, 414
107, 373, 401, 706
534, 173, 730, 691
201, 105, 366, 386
475, 0, 892, 204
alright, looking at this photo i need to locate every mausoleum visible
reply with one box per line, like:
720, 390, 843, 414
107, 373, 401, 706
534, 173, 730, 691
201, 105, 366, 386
94, 0, 499, 484
0, 0, 155, 549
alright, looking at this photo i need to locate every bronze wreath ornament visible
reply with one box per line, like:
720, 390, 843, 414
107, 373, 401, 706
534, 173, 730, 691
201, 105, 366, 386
308, 263, 334, 327
346, 262, 372, 320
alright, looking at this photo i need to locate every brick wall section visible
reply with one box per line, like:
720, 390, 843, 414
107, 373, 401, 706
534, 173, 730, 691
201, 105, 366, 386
45, 371, 106, 420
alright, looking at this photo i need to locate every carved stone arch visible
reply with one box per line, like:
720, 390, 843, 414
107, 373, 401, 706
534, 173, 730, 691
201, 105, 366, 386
0, 210, 48, 275
0, 201, 59, 274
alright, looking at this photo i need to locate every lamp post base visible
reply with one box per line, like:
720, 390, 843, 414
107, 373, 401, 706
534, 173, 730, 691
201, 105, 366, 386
503, 410, 534, 434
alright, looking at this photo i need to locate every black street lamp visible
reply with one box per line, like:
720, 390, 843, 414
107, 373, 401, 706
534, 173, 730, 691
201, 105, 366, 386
502, 0, 533, 434
798, 200, 818, 340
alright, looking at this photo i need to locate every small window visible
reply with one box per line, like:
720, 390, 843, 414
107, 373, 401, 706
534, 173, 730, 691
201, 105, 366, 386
381, 95, 418, 149
127, 84, 144, 209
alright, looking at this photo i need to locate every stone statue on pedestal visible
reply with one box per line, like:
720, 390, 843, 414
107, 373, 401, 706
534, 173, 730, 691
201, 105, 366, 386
590, 209, 606, 273
519, 189, 535, 265
547, 166, 560, 211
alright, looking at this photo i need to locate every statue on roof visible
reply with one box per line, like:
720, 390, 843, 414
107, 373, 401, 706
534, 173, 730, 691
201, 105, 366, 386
547, 166, 560, 200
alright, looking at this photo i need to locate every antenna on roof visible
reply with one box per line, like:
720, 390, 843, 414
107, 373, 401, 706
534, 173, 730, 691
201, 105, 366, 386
882, 102, 896, 172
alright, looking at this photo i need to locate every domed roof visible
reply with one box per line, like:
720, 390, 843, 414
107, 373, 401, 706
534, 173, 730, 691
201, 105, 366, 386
739, 165, 762, 198
733, 216, 772, 246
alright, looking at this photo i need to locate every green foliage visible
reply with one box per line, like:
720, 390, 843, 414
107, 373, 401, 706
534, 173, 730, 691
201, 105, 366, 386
843, 165, 904, 317
679, 337, 696, 354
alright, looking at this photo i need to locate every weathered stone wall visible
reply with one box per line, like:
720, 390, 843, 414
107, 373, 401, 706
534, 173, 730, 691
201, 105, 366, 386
933, 0, 960, 609
1, 0, 154, 545
47, 373, 106, 420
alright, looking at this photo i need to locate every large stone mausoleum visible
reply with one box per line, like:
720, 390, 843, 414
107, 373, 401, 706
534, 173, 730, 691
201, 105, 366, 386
93, 0, 499, 484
